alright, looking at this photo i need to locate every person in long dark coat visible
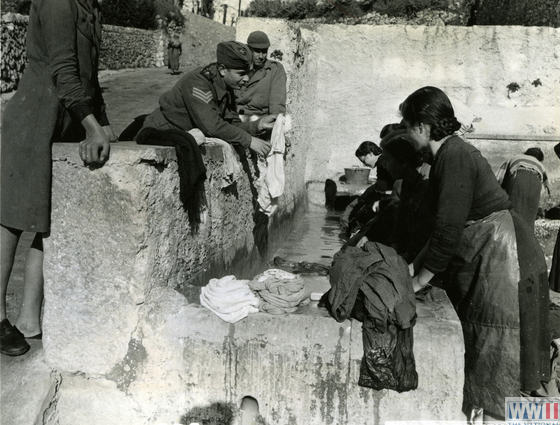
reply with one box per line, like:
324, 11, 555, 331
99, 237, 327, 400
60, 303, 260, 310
403, 86, 550, 422
0, 0, 116, 356
168, 35, 182, 75
550, 142, 560, 292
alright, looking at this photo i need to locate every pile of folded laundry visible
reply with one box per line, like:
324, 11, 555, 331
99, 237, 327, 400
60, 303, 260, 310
200, 269, 310, 323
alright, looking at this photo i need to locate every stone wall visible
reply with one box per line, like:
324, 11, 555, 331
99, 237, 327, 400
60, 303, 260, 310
180, 11, 236, 67
1, 13, 28, 92
0, 15, 166, 92
236, 18, 560, 205
99, 25, 166, 69
40, 142, 464, 424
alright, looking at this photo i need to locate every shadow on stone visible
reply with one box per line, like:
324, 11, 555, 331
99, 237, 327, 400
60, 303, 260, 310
179, 402, 236, 425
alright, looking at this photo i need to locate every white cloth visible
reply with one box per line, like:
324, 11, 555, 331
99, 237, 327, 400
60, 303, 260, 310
256, 114, 287, 215
267, 114, 286, 198
200, 275, 260, 323
204, 137, 242, 188
188, 128, 243, 188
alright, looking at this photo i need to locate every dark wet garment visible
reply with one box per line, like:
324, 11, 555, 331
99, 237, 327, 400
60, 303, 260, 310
272, 257, 330, 276
326, 242, 417, 391
551, 227, 560, 292
136, 128, 207, 230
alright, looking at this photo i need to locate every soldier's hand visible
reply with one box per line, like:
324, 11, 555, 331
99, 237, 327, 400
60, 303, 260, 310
103, 125, 118, 142
257, 114, 277, 132
250, 137, 272, 157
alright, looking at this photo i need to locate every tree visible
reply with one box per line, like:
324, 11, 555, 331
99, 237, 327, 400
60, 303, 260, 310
101, 0, 158, 30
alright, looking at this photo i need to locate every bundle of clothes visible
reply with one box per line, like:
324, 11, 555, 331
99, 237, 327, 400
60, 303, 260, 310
200, 269, 310, 323
322, 241, 418, 392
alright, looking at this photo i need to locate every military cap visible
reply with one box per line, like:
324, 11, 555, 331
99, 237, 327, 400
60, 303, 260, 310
216, 41, 252, 69
247, 31, 270, 49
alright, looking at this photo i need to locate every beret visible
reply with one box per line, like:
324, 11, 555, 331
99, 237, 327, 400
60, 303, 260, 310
247, 31, 270, 49
216, 41, 252, 69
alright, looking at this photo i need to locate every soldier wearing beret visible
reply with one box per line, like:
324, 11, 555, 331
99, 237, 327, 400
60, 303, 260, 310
235, 31, 287, 119
141, 41, 274, 156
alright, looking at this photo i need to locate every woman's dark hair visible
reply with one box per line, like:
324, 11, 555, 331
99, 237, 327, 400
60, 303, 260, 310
399, 86, 462, 141
380, 130, 423, 169
524, 147, 544, 162
379, 121, 406, 139
355, 141, 382, 157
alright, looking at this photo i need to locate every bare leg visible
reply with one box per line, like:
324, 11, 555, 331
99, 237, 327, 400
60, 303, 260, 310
0, 225, 22, 320
0, 225, 30, 356
15, 233, 43, 337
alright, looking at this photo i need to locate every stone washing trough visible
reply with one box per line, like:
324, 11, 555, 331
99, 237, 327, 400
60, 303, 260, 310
33, 142, 466, 425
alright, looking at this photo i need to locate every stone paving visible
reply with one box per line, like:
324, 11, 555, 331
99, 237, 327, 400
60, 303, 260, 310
98, 66, 197, 136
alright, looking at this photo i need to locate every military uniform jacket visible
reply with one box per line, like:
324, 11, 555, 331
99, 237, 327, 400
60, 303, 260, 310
143, 64, 260, 148
235, 59, 287, 116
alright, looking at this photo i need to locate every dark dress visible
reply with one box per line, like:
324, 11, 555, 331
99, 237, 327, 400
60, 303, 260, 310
167, 39, 182, 73
0, 0, 109, 233
426, 136, 550, 417
551, 228, 560, 292
389, 163, 433, 263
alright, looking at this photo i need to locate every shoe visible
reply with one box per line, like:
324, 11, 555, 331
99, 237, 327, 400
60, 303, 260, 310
15, 327, 42, 340
0, 319, 30, 356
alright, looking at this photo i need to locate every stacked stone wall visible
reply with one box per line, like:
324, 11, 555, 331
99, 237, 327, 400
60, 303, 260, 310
0, 15, 166, 92
1, 13, 28, 93
99, 25, 166, 70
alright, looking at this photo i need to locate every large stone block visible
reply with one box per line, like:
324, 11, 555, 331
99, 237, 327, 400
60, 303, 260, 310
43, 142, 263, 374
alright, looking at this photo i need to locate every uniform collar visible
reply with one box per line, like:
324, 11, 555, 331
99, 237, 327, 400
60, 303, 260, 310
249, 59, 273, 82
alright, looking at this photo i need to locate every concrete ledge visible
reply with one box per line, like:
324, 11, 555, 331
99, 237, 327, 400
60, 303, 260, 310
47, 286, 464, 424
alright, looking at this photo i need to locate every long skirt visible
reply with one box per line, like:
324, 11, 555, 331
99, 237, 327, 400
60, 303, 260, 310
443, 209, 550, 417
502, 169, 542, 231
550, 227, 560, 292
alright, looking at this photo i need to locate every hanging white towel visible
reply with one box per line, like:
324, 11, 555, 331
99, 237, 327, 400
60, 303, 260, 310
256, 114, 287, 215
267, 114, 286, 199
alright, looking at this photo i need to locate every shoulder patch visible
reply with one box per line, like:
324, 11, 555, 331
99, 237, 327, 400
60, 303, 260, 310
192, 87, 213, 104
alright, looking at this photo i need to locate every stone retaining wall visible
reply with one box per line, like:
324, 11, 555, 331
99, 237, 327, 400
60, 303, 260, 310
1, 13, 28, 92
180, 11, 236, 68
237, 18, 560, 206
0, 15, 166, 92
99, 24, 166, 69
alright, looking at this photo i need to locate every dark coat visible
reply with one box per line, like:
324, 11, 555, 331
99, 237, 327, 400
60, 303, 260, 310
1, 0, 108, 232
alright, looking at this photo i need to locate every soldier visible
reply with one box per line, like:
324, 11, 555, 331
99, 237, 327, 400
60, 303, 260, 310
235, 31, 287, 119
141, 41, 274, 156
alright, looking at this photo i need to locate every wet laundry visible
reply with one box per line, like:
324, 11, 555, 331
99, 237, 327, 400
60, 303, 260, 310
325, 241, 418, 392
248, 269, 310, 314
200, 275, 261, 323
272, 256, 330, 276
